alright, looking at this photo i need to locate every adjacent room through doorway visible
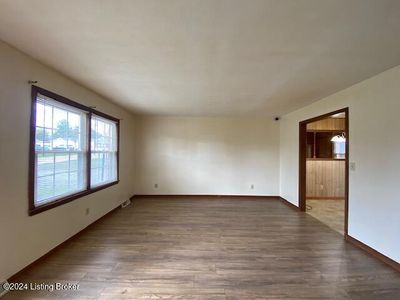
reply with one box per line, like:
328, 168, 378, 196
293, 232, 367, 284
299, 109, 349, 235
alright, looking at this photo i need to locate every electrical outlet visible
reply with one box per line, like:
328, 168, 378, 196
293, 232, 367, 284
350, 162, 356, 171
85, 208, 90, 216
154, 183, 158, 189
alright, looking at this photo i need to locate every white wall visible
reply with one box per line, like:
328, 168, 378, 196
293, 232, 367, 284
280, 65, 400, 263
2, 33, 399, 280
134, 116, 279, 196
0, 41, 136, 280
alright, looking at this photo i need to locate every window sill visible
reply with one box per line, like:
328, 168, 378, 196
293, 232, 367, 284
29, 180, 119, 216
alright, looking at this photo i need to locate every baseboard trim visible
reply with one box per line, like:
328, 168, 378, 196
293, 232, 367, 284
345, 234, 400, 273
8, 205, 121, 282
133, 194, 280, 200
279, 197, 300, 211
133, 195, 302, 210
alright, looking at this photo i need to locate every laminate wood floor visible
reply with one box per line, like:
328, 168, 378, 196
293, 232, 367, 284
4, 196, 400, 299
306, 200, 345, 235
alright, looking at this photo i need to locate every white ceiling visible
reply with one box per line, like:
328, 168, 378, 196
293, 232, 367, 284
1, 0, 400, 116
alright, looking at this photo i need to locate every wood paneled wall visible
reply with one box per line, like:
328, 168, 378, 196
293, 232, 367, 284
306, 160, 345, 199
307, 118, 345, 131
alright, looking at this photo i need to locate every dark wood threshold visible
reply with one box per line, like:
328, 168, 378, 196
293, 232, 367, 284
306, 197, 345, 200
345, 234, 400, 273
279, 197, 300, 211
8, 205, 121, 282
306, 158, 345, 161
306, 129, 346, 133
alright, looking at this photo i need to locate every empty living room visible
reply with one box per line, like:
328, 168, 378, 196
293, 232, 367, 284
1, 0, 400, 299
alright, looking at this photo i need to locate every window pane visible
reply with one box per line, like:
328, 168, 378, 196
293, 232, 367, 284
34, 94, 87, 207
333, 141, 346, 159
90, 115, 118, 187
44, 104, 53, 128
53, 107, 68, 138
68, 112, 83, 151
54, 173, 69, 197
37, 153, 55, 177
70, 153, 78, 171
36, 102, 45, 127
44, 129, 53, 150
37, 175, 54, 203
55, 153, 69, 173
69, 171, 79, 190
91, 152, 117, 187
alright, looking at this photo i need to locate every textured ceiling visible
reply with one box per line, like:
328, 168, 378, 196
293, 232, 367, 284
1, 0, 400, 116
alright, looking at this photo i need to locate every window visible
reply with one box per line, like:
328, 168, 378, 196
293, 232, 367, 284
91, 115, 118, 187
30, 86, 120, 215
332, 133, 346, 159
34, 95, 87, 205
333, 141, 346, 159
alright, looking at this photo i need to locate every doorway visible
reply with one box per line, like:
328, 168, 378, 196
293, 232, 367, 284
299, 108, 349, 235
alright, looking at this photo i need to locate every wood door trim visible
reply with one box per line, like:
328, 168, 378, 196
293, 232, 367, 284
298, 108, 349, 235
